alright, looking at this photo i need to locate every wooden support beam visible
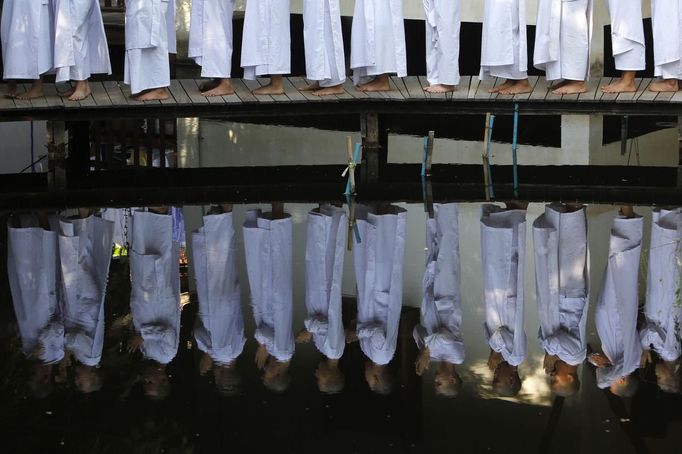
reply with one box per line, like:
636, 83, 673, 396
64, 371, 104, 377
66, 121, 92, 185
360, 112, 388, 183
678, 116, 682, 187
46, 121, 66, 191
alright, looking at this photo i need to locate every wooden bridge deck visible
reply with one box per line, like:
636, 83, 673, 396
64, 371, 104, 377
1, 76, 681, 121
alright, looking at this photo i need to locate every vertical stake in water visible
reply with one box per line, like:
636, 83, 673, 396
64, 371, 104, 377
482, 114, 496, 200
342, 137, 362, 249
512, 103, 520, 198
421, 130, 435, 177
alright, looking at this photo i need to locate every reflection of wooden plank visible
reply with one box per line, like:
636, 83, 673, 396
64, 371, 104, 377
168, 79, 192, 105
451, 76, 471, 100
42, 84, 65, 108
616, 79, 642, 103
231, 79, 258, 103
103, 81, 128, 105
90, 82, 112, 106
578, 78, 600, 101
242, 78, 276, 103
282, 77, 307, 102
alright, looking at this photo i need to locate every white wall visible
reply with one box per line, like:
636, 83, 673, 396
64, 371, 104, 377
0, 122, 48, 174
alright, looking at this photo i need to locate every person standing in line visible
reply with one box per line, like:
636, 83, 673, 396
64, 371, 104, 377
602, 0, 645, 93
422, 0, 461, 93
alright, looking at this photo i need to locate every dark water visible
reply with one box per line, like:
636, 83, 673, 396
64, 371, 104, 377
0, 202, 681, 454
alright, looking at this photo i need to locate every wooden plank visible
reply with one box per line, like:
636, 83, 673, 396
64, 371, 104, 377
632, 78, 653, 102
654, 89, 676, 103
42, 83, 65, 108
179, 79, 209, 104
258, 77, 291, 102
599, 78, 621, 102
160, 83, 178, 105
168, 79, 192, 105
90, 82, 112, 107
289, 77, 325, 102
390, 76, 409, 99
418, 76, 448, 100
467, 76, 481, 99
636, 79, 658, 102
474, 77, 496, 100
0, 85, 16, 109
615, 78, 643, 103
120, 84, 144, 105
343, 78, 368, 99
231, 79, 259, 103
282, 77, 307, 102
334, 80, 355, 100
529, 77, 550, 101
403, 76, 426, 99
451, 76, 471, 100
12, 85, 33, 109
384, 78, 406, 100
241, 78, 275, 103
544, 78, 565, 102
577, 78, 601, 101
670, 86, 682, 103
189, 78, 226, 105
492, 78, 521, 101
103, 81, 128, 105
513, 76, 538, 101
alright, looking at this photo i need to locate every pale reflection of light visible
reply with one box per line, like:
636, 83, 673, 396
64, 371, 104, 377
463, 354, 552, 407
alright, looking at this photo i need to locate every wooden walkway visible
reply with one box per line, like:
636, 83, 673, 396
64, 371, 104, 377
1, 76, 681, 121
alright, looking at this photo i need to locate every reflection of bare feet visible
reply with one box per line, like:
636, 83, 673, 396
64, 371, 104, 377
619, 205, 636, 219
68, 80, 91, 101
5, 80, 17, 98
425, 83, 455, 93
198, 79, 220, 92
254, 75, 284, 95
220, 203, 233, 213
499, 79, 532, 95
301, 81, 320, 91
313, 84, 344, 96
16, 80, 44, 100
552, 81, 586, 95
202, 78, 234, 96
601, 76, 636, 93
133, 87, 169, 101
255, 344, 269, 370
295, 329, 313, 344
649, 79, 679, 92
415, 348, 431, 376
505, 201, 529, 210
487, 350, 504, 371
489, 80, 515, 93
357, 74, 391, 92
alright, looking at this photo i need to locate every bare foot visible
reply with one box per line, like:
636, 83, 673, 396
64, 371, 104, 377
489, 80, 515, 94
649, 79, 679, 92
357, 74, 391, 92
16, 80, 44, 100
254, 75, 284, 95
552, 81, 586, 95
601, 78, 636, 93
313, 84, 344, 96
301, 81, 320, 91
425, 84, 455, 94
133, 87, 169, 101
498, 79, 532, 95
202, 78, 234, 97
198, 79, 220, 92
4, 80, 17, 98
68, 80, 91, 101
549, 80, 569, 90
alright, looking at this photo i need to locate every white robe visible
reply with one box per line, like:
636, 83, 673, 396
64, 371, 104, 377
353, 205, 406, 366
304, 205, 347, 360
129, 210, 181, 365
423, 0, 460, 86
1, 0, 54, 80
640, 209, 682, 362
534, 0, 593, 82
413, 204, 465, 365
124, 0, 171, 94
7, 216, 64, 365
58, 215, 114, 366
101, 208, 130, 247
243, 210, 294, 362
533, 205, 589, 366
303, 0, 346, 87
480, 0, 527, 81
53, 0, 111, 83
605, 0, 645, 72
594, 215, 643, 389
192, 212, 245, 366
188, 0, 235, 79
166, 0, 176, 54
350, 0, 407, 85
651, 0, 682, 79
480, 205, 527, 366
240, 0, 291, 80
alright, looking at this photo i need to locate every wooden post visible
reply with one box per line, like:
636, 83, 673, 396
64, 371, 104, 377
678, 116, 682, 187
482, 113, 492, 200
47, 121, 67, 191
66, 121, 92, 186
424, 130, 435, 176
360, 112, 387, 183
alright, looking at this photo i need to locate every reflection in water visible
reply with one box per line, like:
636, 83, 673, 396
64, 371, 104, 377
3, 203, 682, 452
